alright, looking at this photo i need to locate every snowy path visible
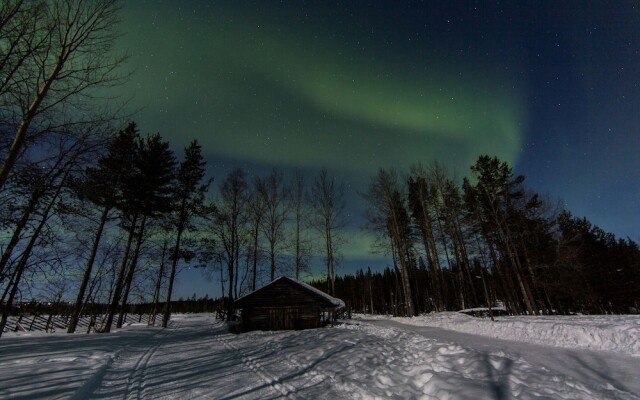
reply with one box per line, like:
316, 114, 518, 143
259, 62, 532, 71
1, 314, 639, 399
363, 318, 640, 399
87, 317, 284, 400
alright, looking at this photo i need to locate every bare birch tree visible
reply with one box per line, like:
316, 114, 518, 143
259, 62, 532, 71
259, 169, 290, 281
310, 169, 346, 296
0, 0, 127, 190
212, 168, 248, 319
247, 177, 266, 291
290, 170, 311, 280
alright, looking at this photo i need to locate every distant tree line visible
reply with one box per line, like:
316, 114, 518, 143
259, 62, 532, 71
8, 294, 220, 321
309, 158, 640, 316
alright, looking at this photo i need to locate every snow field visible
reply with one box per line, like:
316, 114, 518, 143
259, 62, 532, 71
1, 313, 638, 399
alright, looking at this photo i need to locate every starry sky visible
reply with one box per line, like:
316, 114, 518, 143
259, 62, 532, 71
114, 1, 640, 298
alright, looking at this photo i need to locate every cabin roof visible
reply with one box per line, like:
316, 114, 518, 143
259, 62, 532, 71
234, 276, 345, 309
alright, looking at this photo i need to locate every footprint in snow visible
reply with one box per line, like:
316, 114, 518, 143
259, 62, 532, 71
414, 372, 433, 387
437, 345, 465, 355
376, 374, 393, 388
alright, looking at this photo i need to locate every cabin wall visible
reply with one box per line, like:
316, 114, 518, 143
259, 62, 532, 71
239, 280, 327, 332
241, 305, 321, 331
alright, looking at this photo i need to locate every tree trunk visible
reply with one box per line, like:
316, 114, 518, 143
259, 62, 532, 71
103, 213, 138, 333
0, 51, 67, 189
162, 202, 187, 328
390, 216, 414, 317
251, 218, 260, 291
325, 221, 335, 295
269, 240, 276, 281
150, 241, 168, 326
117, 215, 147, 328
416, 184, 444, 311
0, 170, 67, 337
0, 254, 26, 337
68, 205, 111, 333
295, 214, 301, 280
0, 187, 45, 282
233, 227, 240, 299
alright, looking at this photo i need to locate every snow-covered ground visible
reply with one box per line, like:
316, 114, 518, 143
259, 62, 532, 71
362, 312, 640, 357
1, 313, 638, 399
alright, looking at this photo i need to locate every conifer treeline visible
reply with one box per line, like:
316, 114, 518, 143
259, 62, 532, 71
311, 157, 640, 316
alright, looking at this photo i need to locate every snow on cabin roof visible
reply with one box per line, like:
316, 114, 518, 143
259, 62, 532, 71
235, 276, 345, 309
288, 277, 346, 308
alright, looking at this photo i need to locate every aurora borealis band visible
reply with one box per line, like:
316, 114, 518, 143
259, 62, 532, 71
119, 1, 525, 172
115, 1, 640, 296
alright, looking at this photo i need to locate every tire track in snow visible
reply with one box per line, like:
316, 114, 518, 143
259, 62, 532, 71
216, 331, 298, 399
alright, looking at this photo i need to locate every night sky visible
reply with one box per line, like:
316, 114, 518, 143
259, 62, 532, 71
115, 1, 640, 298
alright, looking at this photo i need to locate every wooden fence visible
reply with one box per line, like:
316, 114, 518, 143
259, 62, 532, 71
2, 313, 152, 334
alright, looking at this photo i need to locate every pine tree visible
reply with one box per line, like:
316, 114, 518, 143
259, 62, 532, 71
407, 164, 445, 311
67, 123, 139, 333
103, 129, 176, 332
468, 155, 537, 315
162, 141, 209, 328
365, 169, 415, 316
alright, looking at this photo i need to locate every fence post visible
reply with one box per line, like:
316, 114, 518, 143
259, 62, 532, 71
87, 314, 96, 334
45, 314, 53, 332
13, 315, 23, 332
28, 315, 37, 331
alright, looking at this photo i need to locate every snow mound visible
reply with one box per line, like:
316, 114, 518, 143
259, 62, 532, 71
387, 312, 640, 357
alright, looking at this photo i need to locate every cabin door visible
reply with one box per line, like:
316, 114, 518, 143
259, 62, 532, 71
268, 308, 284, 330
283, 307, 300, 329
268, 307, 299, 330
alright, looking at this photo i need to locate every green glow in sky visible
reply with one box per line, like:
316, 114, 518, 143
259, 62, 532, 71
101, 1, 640, 295
118, 3, 525, 177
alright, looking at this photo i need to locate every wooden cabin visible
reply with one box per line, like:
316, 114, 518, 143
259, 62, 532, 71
234, 277, 345, 332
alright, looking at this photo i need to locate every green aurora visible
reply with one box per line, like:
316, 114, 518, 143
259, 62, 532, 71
118, 2, 525, 177
97, 1, 640, 298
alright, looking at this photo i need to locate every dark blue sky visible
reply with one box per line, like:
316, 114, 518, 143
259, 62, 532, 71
117, 1, 640, 297
509, 1, 639, 241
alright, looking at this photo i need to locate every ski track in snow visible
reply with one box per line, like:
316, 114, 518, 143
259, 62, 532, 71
1, 313, 639, 399
124, 332, 164, 400
86, 321, 178, 400
215, 329, 298, 399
